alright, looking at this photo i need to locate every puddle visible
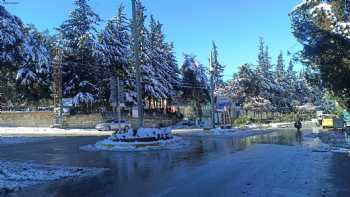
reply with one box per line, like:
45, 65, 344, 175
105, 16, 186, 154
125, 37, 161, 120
0, 130, 307, 197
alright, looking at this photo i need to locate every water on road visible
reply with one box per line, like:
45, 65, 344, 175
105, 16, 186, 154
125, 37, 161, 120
0, 130, 349, 197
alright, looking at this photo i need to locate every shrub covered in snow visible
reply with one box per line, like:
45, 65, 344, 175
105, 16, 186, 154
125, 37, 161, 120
112, 127, 173, 142
83, 127, 186, 152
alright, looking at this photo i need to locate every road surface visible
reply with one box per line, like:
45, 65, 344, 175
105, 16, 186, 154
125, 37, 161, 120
0, 130, 349, 197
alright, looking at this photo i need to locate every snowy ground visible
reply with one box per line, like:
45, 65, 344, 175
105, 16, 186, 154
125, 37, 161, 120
83, 128, 187, 152
0, 161, 105, 194
82, 136, 186, 152
0, 127, 113, 136
0, 129, 349, 196
151, 144, 334, 197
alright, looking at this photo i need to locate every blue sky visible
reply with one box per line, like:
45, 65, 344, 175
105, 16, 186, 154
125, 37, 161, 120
6, 0, 302, 80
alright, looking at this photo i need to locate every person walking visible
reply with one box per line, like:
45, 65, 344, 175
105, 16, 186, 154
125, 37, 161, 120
294, 118, 302, 132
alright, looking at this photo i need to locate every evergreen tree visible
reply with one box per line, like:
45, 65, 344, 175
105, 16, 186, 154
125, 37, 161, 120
100, 5, 130, 77
164, 42, 181, 94
209, 41, 225, 88
225, 64, 257, 105
0, 5, 25, 104
285, 60, 298, 105
273, 51, 293, 112
181, 54, 209, 121
16, 25, 52, 102
99, 4, 131, 101
291, 0, 350, 108
275, 51, 285, 82
256, 37, 266, 76
0, 6, 51, 104
264, 45, 272, 73
286, 60, 296, 81
147, 16, 175, 100
131, 1, 165, 100
58, 0, 102, 105
255, 38, 275, 111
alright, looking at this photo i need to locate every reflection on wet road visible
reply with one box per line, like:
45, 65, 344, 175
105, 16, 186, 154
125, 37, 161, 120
0, 130, 349, 197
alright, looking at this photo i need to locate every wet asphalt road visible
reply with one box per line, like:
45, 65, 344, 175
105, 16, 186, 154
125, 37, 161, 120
0, 130, 350, 197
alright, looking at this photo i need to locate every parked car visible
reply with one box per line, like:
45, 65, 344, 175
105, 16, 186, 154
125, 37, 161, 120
95, 120, 131, 131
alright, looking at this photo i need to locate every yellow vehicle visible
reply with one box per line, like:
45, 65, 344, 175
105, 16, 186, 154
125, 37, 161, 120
322, 115, 335, 129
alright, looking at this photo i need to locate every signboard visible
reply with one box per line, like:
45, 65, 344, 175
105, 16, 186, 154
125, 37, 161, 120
132, 106, 138, 118
110, 76, 126, 106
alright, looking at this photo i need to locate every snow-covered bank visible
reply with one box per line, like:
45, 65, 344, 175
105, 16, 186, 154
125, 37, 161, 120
238, 122, 293, 130
0, 137, 53, 145
0, 127, 113, 136
83, 128, 187, 152
83, 136, 185, 152
0, 161, 105, 194
112, 127, 173, 141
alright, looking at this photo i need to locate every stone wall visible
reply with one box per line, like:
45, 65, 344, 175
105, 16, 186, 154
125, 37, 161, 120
0, 112, 54, 127
0, 112, 176, 129
63, 113, 104, 129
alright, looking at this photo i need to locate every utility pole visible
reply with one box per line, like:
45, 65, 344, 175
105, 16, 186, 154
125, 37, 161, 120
131, 0, 144, 128
209, 51, 216, 129
52, 47, 63, 128
117, 76, 122, 131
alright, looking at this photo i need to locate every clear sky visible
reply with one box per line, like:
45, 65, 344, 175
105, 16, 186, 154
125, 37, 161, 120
6, 0, 302, 80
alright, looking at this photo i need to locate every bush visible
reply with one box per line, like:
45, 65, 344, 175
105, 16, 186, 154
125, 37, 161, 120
277, 113, 297, 122
234, 115, 252, 126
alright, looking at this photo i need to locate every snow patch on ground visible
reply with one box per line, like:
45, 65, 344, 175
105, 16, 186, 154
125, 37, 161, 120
0, 161, 105, 194
112, 127, 172, 140
83, 136, 186, 152
83, 127, 187, 152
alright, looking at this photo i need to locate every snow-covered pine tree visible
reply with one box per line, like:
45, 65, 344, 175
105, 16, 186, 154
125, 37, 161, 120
256, 37, 265, 76
209, 41, 225, 88
99, 4, 131, 101
16, 25, 52, 102
226, 64, 258, 105
0, 5, 26, 103
291, 0, 350, 108
273, 51, 293, 112
181, 54, 209, 120
164, 42, 181, 95
275, 51, 285, 82
255, 38, 275, 112
0, 6, 51, 104
263, 45, 272, 73
147, 16, 175, 100
286, 60, 297, 82
58, 0, 102, 106
285, 60, 298, 107
131, 1, 166, 101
